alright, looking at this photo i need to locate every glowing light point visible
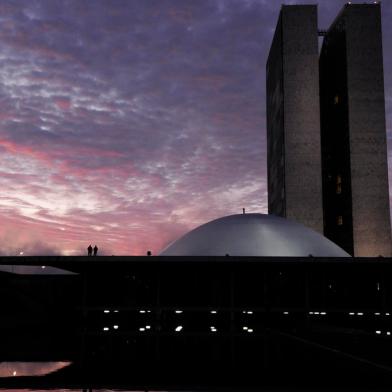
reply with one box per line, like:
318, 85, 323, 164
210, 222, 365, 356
175, 325, 183, 332
113, 325, 119, 330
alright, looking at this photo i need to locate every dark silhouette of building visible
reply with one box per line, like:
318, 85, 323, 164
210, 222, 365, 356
266, 5, 323, 234
2, 255, 392, 390
267, 3, 391, 256
320, 3, 391, 256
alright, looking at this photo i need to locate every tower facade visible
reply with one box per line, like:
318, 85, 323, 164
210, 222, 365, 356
267, 3, 391, 256
320, 4, 391, 256
266, 5, 324, 234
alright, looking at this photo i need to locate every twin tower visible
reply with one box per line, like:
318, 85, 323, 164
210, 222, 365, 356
267, 3, 391, 257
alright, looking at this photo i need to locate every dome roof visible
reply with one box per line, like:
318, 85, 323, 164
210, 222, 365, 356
160, 213, 350, 257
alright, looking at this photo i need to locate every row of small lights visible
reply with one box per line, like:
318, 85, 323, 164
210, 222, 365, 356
102, 325, 255, 333
103, 309, 391, 316
104, 309, 248, 314
103, 325, 119, 331
282, 311, 327, 315
375, 330, 391, 336
349, 312, 390, 316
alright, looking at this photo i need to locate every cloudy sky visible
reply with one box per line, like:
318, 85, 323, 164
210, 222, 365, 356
0, 0, 391, 256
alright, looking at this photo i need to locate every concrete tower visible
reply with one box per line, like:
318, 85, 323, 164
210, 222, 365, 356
320, 3, 391, 256
266, 5, 323, 234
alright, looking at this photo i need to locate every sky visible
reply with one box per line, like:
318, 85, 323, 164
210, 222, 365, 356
0, 0, 391, 256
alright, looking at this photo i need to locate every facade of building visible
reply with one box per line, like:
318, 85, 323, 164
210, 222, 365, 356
267, 3, 392, 256
320, 4, 391, 257
266, 5, 324, 234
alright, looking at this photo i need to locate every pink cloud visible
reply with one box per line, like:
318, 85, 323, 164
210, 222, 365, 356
54, 98, 71, 111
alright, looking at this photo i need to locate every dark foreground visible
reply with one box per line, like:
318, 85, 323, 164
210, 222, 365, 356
1, 255, 392, 391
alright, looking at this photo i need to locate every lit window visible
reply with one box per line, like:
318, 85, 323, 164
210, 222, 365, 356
336, 175, 342, 194
337, 216, 343, 226
334, 95, 340, 104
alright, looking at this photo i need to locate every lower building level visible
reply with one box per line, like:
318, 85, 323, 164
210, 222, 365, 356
1, 255, 392, 390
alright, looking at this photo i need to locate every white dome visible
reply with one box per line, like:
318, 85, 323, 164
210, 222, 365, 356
160, 213, 350, 257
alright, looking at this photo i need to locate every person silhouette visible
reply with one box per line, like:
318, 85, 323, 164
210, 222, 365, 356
93, 245, 98, 256
87, 244, 92, 256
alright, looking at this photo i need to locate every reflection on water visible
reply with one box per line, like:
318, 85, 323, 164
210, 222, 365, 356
0, 362, 72, 377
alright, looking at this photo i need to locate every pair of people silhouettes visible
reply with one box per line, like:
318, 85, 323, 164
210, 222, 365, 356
87, 244, 98, 256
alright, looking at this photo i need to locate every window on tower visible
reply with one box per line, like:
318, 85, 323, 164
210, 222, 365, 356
336, 175, 342, 194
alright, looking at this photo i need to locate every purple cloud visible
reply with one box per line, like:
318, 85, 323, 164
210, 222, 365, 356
0, 0, 391, 255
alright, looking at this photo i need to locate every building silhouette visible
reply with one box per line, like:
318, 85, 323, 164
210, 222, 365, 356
267, 3, 392, 256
